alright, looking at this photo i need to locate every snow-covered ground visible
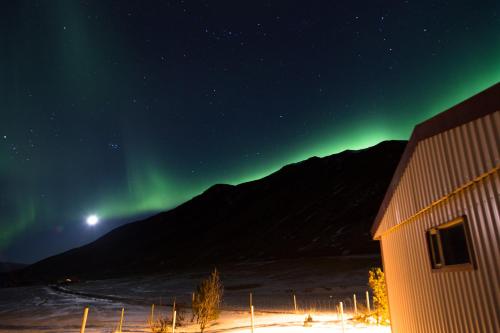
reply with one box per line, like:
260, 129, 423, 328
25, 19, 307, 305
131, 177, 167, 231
0, 256, 390, 332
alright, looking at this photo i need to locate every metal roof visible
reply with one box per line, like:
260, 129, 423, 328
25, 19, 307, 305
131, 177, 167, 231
371, 82, 500, 237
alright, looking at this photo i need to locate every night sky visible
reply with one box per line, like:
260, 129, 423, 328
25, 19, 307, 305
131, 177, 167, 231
1, 1, 499, 263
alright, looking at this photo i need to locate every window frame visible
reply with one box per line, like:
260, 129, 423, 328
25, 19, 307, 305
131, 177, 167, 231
426, 216, 476, 272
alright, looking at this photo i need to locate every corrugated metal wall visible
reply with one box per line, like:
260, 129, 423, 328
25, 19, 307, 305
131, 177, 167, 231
376, 111, 500, 332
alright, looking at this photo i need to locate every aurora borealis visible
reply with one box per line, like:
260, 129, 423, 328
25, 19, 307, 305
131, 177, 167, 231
1, 1, 499, 263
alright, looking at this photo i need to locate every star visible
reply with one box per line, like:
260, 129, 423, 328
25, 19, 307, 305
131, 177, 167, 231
108, 143, 120, 150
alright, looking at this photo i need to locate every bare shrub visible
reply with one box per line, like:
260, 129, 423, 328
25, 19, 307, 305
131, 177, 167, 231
368, 267, 390, 325
148, 316, 171, 333
192, 269, 223, 332
303, 314, 314, 327
148, 304, 185, 333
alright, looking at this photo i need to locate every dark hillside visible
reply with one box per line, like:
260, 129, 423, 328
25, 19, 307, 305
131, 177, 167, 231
7, 140, 406, 285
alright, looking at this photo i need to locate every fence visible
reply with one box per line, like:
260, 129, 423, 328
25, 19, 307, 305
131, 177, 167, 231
76, 291, 374, 332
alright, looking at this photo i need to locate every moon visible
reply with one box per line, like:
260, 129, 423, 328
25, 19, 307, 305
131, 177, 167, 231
86, 214, 99, 226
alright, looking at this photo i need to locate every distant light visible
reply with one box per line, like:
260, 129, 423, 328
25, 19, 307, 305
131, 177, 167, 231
86, 214, 99, 226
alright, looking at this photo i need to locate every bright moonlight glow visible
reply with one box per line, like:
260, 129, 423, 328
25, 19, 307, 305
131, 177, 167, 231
86, 214, 99, 226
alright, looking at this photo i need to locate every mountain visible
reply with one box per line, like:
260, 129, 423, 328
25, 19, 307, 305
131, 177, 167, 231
0, 262, 26, 273
5, 140, 406, 285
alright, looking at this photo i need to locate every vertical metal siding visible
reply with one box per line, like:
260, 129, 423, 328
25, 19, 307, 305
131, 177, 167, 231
376, 111, 500, 332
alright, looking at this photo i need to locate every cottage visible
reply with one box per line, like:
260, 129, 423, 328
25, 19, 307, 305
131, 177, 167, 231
372, 83, 499, 332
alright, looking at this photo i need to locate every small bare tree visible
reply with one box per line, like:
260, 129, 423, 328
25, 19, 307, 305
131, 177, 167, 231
192, 269, 223, 332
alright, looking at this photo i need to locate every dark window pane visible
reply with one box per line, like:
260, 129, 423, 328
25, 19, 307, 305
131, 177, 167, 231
440, 224, 470, 265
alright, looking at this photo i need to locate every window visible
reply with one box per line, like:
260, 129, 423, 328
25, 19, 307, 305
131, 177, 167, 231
426, 216, 474, 271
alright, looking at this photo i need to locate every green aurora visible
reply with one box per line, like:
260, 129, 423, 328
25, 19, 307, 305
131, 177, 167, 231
1, 0, 499, 262
88, 71, 500, 220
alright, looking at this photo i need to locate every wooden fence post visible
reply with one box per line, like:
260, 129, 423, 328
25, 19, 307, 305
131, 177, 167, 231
366, 291, 371, 312
340, 302, 345, 333
172, 310, 177, 333
353, 294, 357, 315
150, 304, 155, 323
118, 308, 124, 332
250, 305, 255, 333
80, 307, 89, 333
293, 294, 297, 313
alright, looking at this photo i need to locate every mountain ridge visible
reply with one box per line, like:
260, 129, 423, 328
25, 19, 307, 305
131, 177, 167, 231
3, 140, 406, 286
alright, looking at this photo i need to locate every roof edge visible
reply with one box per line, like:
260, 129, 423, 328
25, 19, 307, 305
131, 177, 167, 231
371, 82, 500, 238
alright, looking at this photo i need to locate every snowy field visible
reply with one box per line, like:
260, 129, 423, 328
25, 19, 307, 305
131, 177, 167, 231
0, 256, 390, 332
